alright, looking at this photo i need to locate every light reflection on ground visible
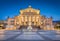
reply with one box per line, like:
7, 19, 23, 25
0, 30, 60, 41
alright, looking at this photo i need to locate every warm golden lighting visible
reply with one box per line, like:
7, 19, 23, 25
6, 5, 53, 30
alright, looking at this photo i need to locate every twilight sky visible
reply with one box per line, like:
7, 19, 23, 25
0, 0, 60, 21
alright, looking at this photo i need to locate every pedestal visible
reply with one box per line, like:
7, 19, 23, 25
27, 25, 32, 31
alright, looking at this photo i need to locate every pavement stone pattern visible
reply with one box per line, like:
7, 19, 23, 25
0, 30, 60, 41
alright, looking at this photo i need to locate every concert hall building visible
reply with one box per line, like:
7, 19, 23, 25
6, 6, 54, 30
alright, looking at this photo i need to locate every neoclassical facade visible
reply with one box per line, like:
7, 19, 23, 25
6, 6, 54, 30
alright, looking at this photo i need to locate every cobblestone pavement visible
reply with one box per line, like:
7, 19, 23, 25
0, 30, 60, 41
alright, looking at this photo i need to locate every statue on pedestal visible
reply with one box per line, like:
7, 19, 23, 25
27, 22, 32, 31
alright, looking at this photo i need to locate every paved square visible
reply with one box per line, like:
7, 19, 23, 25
0, 30, 60, 41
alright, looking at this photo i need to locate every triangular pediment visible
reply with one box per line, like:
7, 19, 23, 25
20, 5, 40, 15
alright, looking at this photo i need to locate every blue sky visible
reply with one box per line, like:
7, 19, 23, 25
0, 0, 60, 21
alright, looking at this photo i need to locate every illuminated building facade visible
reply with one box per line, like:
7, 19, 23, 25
7, 6, 54, 30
